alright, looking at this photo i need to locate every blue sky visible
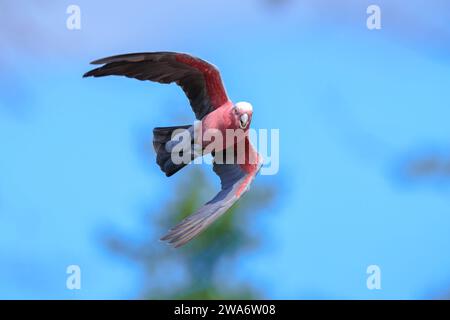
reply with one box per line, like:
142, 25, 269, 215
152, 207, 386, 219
1, 0, 450, 299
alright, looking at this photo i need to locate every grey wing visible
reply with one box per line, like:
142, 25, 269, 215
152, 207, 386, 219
160, 163, 252, 248
83, 52, 229, 120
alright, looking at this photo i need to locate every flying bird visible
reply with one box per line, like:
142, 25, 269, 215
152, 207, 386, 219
84, 52, 263, 247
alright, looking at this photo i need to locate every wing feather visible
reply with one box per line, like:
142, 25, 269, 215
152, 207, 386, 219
84, 52, 229, 119
161, 137, 262, 248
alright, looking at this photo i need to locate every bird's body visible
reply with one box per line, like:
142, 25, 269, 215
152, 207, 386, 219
84, 52, 262, 247
202, 101, 234, 137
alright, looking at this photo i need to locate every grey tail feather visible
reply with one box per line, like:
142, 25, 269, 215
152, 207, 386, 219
153, 125, 192, 177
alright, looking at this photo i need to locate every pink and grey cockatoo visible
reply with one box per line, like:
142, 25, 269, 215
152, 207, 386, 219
84, 52, 262, 247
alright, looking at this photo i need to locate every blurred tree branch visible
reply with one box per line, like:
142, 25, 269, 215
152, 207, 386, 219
104, 167, 276, 299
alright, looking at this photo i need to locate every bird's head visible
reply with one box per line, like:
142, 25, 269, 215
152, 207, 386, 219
232, 101, 253, 130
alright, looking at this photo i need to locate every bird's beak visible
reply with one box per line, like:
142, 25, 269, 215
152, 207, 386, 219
239, 113, 249, 129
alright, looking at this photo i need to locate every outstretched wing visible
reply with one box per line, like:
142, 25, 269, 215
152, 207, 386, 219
83, 52, 230, 120
161, 137, 262, 248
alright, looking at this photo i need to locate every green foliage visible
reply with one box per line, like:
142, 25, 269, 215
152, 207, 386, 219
104, 167, 276, 299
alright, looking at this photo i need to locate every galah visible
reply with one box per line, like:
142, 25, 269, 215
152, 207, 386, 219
84, 52, 263, 247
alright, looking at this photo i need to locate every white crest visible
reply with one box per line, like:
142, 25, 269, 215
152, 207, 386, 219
235, 101, 253, 113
